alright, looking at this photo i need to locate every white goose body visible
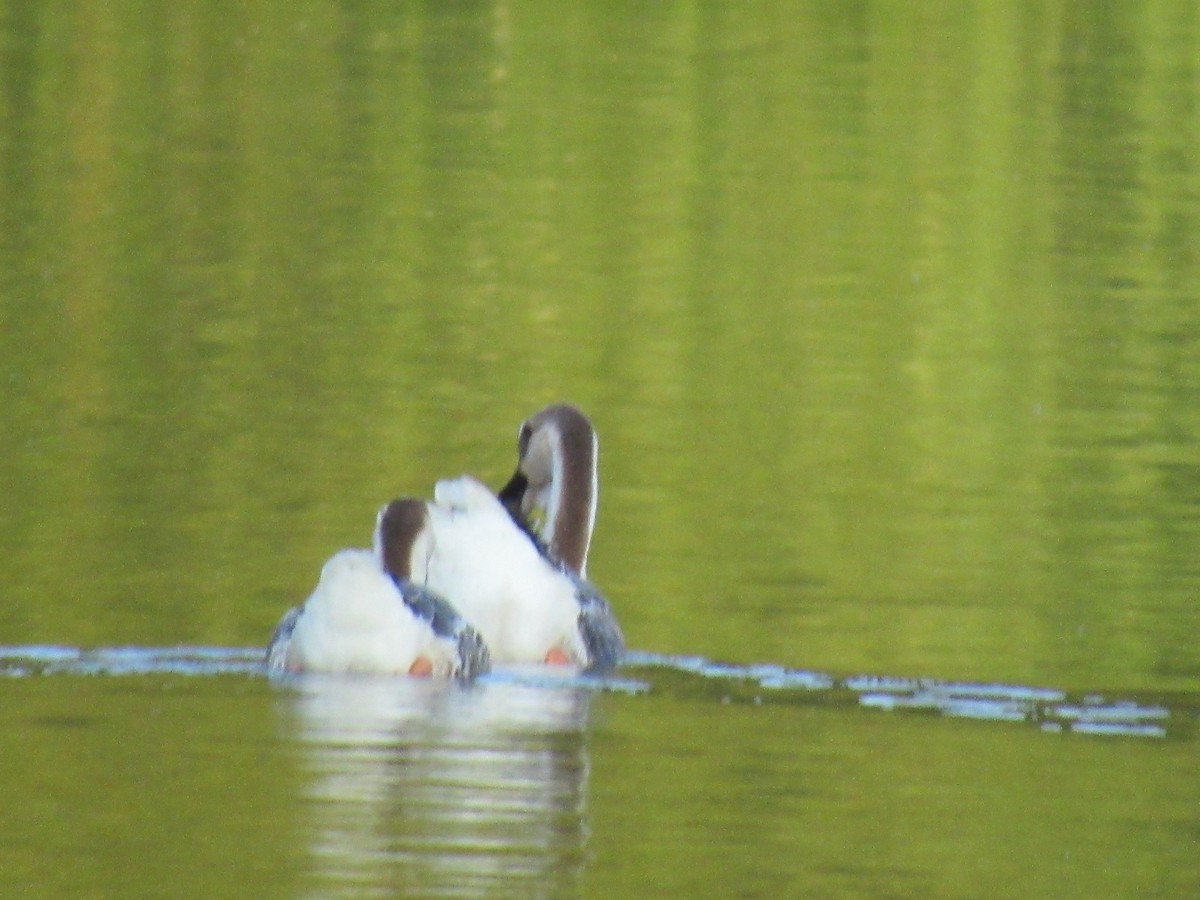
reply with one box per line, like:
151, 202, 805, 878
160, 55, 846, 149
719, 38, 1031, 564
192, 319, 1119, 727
425, 476, 594, 665
267, 517, 489, 678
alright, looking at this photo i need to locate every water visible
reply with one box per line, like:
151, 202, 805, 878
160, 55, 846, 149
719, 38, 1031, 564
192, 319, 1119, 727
3, 3, 1200, 897
0, 648, 1196, 898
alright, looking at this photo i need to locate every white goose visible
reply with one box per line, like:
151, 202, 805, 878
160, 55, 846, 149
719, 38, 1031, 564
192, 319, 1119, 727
266, 502, 490, 678
377, 404, 624, 672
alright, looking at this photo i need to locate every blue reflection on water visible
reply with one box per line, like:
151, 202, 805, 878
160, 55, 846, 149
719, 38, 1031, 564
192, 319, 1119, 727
624, 651, 1185, 740
0, 645, 1190, 740
0, 644, 264, 677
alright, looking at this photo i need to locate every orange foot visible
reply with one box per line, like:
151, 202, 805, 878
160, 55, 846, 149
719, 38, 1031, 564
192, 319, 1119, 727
544, 647, 571, 666
408, 656, 434, 677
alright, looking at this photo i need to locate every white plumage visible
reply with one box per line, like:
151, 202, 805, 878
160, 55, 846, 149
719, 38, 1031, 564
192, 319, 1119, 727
418, 476, 590, 666
267, 549, 483, 677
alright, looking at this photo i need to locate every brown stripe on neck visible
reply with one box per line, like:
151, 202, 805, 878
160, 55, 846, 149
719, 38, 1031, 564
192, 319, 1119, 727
377, 498, 428, 581
544, 404, 596, 574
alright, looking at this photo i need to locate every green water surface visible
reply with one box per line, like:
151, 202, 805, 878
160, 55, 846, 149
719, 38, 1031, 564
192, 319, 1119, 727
1, 3, 1198, 897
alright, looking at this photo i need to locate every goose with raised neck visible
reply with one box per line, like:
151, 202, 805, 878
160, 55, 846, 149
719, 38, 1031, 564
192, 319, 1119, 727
497, 403, 598, 576
377, 403, 623, 671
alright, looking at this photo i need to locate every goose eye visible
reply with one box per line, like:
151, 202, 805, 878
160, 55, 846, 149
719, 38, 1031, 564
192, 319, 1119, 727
517, 424, 532, 456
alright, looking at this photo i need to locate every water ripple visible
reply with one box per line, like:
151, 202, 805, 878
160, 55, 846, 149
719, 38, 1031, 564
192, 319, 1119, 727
624, 651, 1193, 740
0, 644, 263, 677
0, 645, 1192, 740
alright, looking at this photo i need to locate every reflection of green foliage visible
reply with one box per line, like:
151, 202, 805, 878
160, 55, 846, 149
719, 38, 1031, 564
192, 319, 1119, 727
0, 3, 1197, 699
0, 677, 308, 894
589, 692, 1200, 898
0, 8, 1198, 899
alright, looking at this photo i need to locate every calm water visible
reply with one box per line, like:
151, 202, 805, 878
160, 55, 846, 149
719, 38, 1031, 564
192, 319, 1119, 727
2, 4, 1199, 898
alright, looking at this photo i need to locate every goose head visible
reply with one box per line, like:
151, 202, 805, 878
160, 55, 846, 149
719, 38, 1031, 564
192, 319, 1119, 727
497, 403, 598, 576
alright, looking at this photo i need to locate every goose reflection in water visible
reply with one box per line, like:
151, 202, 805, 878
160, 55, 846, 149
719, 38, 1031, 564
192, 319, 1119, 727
277, 674, 594, 897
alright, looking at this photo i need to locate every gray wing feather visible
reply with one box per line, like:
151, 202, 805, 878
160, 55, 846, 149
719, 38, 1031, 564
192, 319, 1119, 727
265, 605, 302, 673
399, 581, 491, 680
572, 575, 625, 673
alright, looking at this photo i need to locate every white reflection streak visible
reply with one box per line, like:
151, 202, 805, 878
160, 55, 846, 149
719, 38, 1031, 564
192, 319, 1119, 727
281, 674, 591, 897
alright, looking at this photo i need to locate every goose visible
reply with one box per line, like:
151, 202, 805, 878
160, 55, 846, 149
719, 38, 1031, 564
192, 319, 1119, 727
377, 477, 623, 672
375, 404, 623, 672
266, 503, 490, 678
